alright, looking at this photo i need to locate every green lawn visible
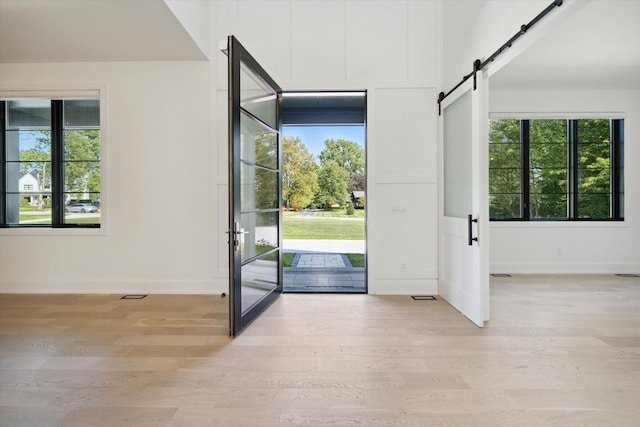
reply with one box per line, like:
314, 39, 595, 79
282, 252, 295, 267
17, 214, 100, 225
19, 214, 51, 223
346, 253, 365, 267
65, 216, 101, 224
283, 217, 364, 239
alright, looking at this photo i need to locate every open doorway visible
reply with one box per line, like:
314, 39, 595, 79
281, 91, 367, 293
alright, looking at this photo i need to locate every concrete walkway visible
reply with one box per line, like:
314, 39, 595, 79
283, 242, 366, 292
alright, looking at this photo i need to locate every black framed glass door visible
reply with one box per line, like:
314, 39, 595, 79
227, 36, 283, 336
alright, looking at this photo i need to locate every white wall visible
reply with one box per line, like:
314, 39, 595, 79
442, 0, 551, 89
164, 0, 211, 59
0, 61, 213, 293
490, 89, 640, 273
442, 0, 590, 90
1, 0, 443, 295
211, 0, 441, 295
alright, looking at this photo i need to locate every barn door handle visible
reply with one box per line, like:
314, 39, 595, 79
468, 214, 478, 246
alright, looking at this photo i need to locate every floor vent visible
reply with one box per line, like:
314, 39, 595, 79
491, 274, 512, 277
411, 296, 436, 301
615, 274, 639, 278
121, 295, 147, 299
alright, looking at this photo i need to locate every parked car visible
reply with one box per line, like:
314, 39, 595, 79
65, 203, 97, 213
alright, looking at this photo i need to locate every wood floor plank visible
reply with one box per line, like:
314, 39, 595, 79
1, 274, 639, 426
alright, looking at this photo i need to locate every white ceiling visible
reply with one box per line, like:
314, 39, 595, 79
491, 0, 640, 90
0, 0, 207, 63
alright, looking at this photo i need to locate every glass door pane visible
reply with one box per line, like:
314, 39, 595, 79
443, 89, 472, 218
228, 36, 283, 336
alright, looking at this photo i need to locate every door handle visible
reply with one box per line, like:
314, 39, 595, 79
227, 222, 249, 251
468, 214, 478, 246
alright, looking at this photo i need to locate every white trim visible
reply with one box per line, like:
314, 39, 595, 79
490, 221, 628, 229
0, 227, 106, 236
0, 279, 227, 295
0, 86, 108, 235
439, 78, 474, 111
374, 269, 437, 280
0, 89, 100, 99
491, 262, 640, 275
490, 112, 625, 120
371, 279, 438, 296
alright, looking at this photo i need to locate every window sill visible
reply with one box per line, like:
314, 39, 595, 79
0, 227, 106, 236
490, 220, 628, 229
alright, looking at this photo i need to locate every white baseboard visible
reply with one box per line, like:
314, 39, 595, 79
490, 261, 640, 275
0, 278, 229, 294
370, 278, 438, 295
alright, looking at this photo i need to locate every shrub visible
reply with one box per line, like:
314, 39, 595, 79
346, 202, 355, 215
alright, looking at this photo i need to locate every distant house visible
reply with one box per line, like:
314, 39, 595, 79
19, 172, 39, 204
19, 172, 49, 205
351, 191, 365, 207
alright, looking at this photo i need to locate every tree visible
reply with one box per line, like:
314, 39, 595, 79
347, 172, 366, 193
489, 118, 612, 219
282, 136, 319, 209
245, 131, 279, 210
318, 139, 365, 208
576, 119, 611, 218
318, 139, 364, 176
63, 130, 101, 200
316, 160, 349, 207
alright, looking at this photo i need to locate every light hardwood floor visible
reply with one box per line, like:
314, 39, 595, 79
1, 274, 639, 426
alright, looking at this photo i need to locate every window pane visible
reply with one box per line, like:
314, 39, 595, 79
5, 162, 51, 216
240, 212, 278, 263
530, 193, 567, 218
530, 141, 567, 168
529, 120, 567, 219
7, 100, 51, 129
489, 119, 521, 219
63, 161, 100, 192
63, 125, 100, 226
530, 119, 566, 143
577, 119, 611, 219
241, 254, 278, 314
4, 193, 52, 225
64, 130, 100, 160
578, 193, 610, 219
6, 130, 51, 162
443, 90, 472, 218
2, 98, 102, 228
240, 113, 277, 169
64, 100, 100, 128
489, 193, 521, 219
240, 163, 279, 211
619, 120, 624, 218
64, 193, 100, 225
240, 62, 277, 128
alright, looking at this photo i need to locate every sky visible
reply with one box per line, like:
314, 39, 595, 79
283, 125, 365, 158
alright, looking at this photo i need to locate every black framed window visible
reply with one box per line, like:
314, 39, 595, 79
1, 98, 101, 228
489, 118, 624, 221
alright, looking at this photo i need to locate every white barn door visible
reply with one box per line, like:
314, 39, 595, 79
438, 74, 490, 327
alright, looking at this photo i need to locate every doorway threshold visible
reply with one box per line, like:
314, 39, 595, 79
283, 253, 366, 293
283, 267, 366, 293
284, 287, 366, 293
